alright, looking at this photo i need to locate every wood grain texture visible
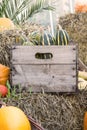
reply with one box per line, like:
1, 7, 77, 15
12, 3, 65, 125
12, 45, 77, 64
11, 45, 78, 92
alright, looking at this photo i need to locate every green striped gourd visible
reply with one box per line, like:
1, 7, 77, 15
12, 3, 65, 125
29, 29, 54, 46
39, 31, 54, 46
39, 31, 54, 59
56, 24, 69, 45
30, 30, 54, 59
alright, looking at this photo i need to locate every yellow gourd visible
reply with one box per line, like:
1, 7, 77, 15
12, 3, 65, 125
84, 112, 87, 130
0, 18, 14, 32
78, 71, 87, 80
0, 106, 31, 130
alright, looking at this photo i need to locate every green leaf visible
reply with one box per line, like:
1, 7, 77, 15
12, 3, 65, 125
0, 0, 54, 24
6, 80, 11, 97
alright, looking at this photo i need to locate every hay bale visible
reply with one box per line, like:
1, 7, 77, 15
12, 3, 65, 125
1, 89, 87, 130
0, 23, 48, 66
0, 30, 22, 66
59, 13, 87, 66
0, 23, 38, 66
20, 22, 45, 36
0, 22, 87, 130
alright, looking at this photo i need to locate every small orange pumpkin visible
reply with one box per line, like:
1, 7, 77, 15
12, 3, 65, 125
84, 112, 87, 130
0, 106, 31, 130
0, 64, 10, 85
0, 18, 14, 32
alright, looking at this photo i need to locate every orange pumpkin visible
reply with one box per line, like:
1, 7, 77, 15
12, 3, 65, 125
0, 64, 10, 85
0, 77, 9, 85
0, 18, 14, 32
82, 5, 87, 12
0, 106, 31, 130
84, 112, 87, 130
75, 4, 87, 13
75, 4, 84, 12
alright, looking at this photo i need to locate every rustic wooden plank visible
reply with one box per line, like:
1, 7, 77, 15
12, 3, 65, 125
11, 45, 78, 92
12, 64, 77, 92
12, 45, 77, 64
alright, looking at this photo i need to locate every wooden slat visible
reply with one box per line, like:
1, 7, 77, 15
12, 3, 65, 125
12, 64, 77, 92
12, 45, 77, 65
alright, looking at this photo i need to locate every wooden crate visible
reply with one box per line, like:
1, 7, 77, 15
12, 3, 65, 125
11, 45, 78, 92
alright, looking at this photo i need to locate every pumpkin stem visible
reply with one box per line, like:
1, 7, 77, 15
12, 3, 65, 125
57, 24, 62, 30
